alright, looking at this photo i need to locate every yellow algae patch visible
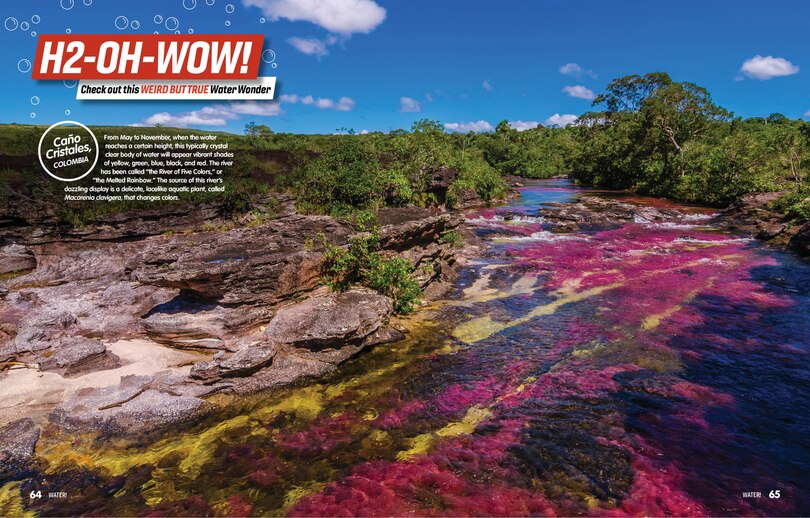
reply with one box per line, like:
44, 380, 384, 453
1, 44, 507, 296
453, 283, 623, 344
555, 270, 619, 296
0, 482, 34, 518
397, 405, 493, 460
640, 277, 717, 331
282, 481, 327, 512
456, 273, 538, 305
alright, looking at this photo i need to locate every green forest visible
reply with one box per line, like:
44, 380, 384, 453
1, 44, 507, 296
2, 72, 810, 225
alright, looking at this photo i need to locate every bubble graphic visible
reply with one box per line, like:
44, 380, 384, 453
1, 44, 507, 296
183, 0, 197, 10
20, 21, 29, 31
261, 49, 276, 63
131, 20, 140, 29
30, 96, 40, 106
206, 0, 215, 5
5, 17, 18, 31
64, 79, 78, 88
224, 20, 231, 26
165, 16, 179, 30
31, 15, 40, 24
115, 16, 129, 30
65, 109, 71, 116
17, 59, 31, 73
259, 17, 265, 23
31, 31, 37, 37
83, 0, 92, 5
153, 31, 159, 34
60, 0, 75, 10
30, 113, 36, 119
225, 3, 234, 13
66, 28, 72, 33
272, 62, 277, 68
188, 28, 194, 33
154, 14, 163, 24
174, 30, 181, 34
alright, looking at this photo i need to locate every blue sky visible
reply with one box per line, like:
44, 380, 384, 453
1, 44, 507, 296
2, 0, 809, 134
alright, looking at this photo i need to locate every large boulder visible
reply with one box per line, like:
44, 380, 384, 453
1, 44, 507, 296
130, 215, 354, 305
264, 288, 393, 350
37, 337, 120, 378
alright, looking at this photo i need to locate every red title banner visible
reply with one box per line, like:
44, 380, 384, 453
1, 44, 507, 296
33, 34, 264, 80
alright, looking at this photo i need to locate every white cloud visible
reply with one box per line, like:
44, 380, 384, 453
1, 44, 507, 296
805, 109, 810, 117
242, 0, 386, 35
399, 97, 421, 113
444, 120, 494, 133
360, 129, 370, 134
228, 101, 283, 116
559, 63, 595, 78
562, 85, 596, 100
740, 55, 799, 80
287, 36, 331, 58
482, 80, 493, 92
544, 114, 578, 127
143, 105, 239, 127
508, 120, 541, 131
284, 93, 356, 111
140, 101, 282, 128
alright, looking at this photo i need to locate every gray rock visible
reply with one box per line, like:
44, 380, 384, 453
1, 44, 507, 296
50, 375, 205, 434
264, 288, 393, 350
0, 418, 40, 482
37, 337, 120, 378
0, 244, 35, 275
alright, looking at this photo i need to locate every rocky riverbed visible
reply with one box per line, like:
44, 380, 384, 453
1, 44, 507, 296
0, 197, 467, 457
1, 180, 808, 516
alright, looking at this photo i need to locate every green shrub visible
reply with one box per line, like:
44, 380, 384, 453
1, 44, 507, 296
770, 190, 810, 219
320, 229, 422, 314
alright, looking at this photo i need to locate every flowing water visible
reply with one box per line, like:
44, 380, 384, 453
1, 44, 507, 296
5, 180, 810, 516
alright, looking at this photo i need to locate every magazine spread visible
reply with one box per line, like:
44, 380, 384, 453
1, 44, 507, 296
0, 1, 808, 516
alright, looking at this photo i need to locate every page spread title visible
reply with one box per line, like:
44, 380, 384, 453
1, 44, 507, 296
31, 34, 275, 100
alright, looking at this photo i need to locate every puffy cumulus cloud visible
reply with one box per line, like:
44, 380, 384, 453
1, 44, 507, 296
740, 55, 799, 80
399, 97, 422, 113
444, 120, 494, 133
287, 36, 333, 58
482, 80, 494, 92
242, 0, 386, 35
141, 101, 283, 128
508, 120, 541, 131
544, 113, 578, 127
559, 63, 595, 78
562, 85, 596, 100
283, 94, 356, 111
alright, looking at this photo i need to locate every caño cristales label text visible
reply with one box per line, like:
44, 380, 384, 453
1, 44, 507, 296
46, 134, 92, 168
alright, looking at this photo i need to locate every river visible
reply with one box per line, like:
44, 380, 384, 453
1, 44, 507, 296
12, 179, 810, 516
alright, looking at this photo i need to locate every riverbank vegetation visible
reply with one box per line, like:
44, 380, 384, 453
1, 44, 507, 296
1, 71, 808, 225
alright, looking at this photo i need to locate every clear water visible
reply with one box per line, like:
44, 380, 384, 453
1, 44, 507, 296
7, 180, 810, 516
